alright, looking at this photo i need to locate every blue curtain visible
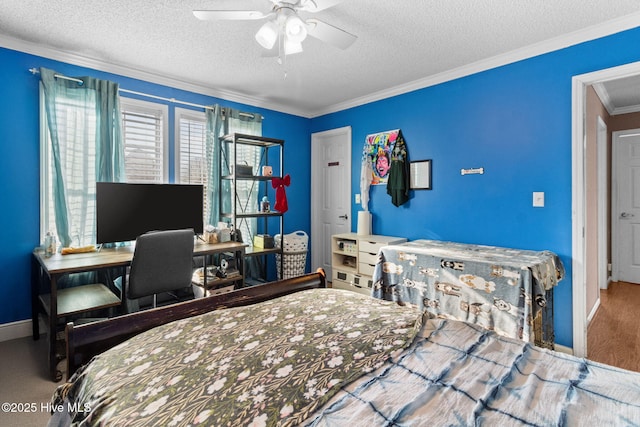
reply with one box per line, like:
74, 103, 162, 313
205, 105, 263, 279
40, 68, 124, 247
89, 76, 125, 183
205, 105, 225, 227
205, 105, 263, 227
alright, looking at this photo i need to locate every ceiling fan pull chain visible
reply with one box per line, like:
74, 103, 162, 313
276, 29, 289, 79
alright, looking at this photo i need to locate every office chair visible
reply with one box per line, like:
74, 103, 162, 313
122, 228, 195, 313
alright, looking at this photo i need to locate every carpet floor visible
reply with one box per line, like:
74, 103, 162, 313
0, 335, 60, 427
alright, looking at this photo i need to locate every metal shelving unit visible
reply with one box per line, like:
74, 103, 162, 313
220, 133, 284, 282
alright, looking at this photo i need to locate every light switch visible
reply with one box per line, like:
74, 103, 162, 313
533, 192, 544, 207
355, 194, 361, 204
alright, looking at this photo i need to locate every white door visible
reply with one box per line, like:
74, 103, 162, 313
614, 129, 640, 284
311, 127, 352, 277
597, 116, 608, 290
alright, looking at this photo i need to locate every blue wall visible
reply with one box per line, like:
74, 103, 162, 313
3, 25, 640, 348
310, 27, 640, 347
0, 46, 310, 326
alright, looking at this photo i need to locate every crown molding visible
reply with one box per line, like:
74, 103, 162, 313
2, 10, 640, 120
0, 34, 305, 117
309, 12, 640, 118
611, 104, 640, 115
592, 82, 616, 115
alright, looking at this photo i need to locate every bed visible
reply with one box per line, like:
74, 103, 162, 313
48, 270, 640, 426
371, 239, 564, 348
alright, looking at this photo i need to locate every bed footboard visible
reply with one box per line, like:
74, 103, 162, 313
65, 270, 326, 379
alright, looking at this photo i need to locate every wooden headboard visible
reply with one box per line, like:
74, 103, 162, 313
65, 270, 326, 380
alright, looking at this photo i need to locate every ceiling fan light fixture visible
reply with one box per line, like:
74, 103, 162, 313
284, 39, 303, 55
284, 14, 308, 44
255, 20, 279, 49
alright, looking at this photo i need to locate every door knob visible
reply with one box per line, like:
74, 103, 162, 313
339, 214, 348, 220
621, 212, 635, 219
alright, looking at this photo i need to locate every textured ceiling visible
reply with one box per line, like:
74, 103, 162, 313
596, 74, 640, 114
1, 0, 640, 117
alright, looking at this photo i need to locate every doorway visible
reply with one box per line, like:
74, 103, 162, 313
310, 126, 352, 278
612, 129, 640, 283
573, 61, 640, 358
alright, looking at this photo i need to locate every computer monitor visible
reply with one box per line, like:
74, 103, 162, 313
96, 182, 204, 244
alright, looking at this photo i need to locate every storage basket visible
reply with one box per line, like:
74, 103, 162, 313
232, 163, 253, 176
275, 231, 308, 280
275, 231, 308, 252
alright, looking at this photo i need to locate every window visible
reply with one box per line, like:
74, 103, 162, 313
175, 107, 209, 219
175, 108, 207, 184
40, 86, 260, 247
224, 117, 263, 248
120, 97, 168, 183
175, 108, 262, 235
41, 94, 168, 246
40, 86, 98, 247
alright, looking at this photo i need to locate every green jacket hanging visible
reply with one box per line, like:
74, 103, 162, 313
386, 130, 410, 207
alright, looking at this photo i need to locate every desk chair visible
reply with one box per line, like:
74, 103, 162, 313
122, 228, 195, 313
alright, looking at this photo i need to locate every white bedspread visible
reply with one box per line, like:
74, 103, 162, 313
306, 317, 640, 426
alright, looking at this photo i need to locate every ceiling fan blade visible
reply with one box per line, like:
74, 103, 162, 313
306, 18, 357, 49
299, 0, 344, 13
193, 10, 268, 21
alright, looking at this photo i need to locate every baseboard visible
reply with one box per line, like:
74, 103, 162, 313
0, 319, 41, 342
554, 343, 574, 355
587, 298, 601, 324
600, 276, 614, 290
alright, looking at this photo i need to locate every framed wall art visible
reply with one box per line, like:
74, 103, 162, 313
363, 129, 401, 185
410, 159, 432, 190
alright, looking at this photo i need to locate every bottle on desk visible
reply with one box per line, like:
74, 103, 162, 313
44, 232, 56, 257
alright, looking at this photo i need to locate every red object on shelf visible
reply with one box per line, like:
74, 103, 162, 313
271, 174, 290, 213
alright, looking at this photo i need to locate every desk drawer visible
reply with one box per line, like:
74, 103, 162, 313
332, 269, 353, 284
332, 276, 371, 296
359, 251, 378, 265
359, 236, 407, 254
359, 262, 376, 277
352, 274, 373, 291
359, 240, 385, 254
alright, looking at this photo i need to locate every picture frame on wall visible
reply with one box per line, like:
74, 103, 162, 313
410, 160, 432, 190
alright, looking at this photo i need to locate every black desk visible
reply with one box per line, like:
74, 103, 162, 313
31, 241, 246, 381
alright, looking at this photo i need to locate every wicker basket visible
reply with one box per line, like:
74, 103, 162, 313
276, 251, 308, 280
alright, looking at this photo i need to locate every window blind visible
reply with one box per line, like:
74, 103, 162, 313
177, 113, 209, 216
178, 116, 207, 184
121, 104, 165, 183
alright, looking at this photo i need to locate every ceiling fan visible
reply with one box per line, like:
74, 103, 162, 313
193, 0, 357, 58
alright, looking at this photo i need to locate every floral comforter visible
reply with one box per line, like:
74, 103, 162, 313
51, 288, 424, 426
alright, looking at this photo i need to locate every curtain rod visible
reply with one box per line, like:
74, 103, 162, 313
29, 67, 84, 85
28, 68, 261, 120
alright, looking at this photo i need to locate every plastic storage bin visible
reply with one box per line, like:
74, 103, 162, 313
275, 231, 308, 280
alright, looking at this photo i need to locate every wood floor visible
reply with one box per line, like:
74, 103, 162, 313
587, 281, 640, 372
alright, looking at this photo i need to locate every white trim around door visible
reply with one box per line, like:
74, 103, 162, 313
310, 126, 352, 277
572, 60, 640, 358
